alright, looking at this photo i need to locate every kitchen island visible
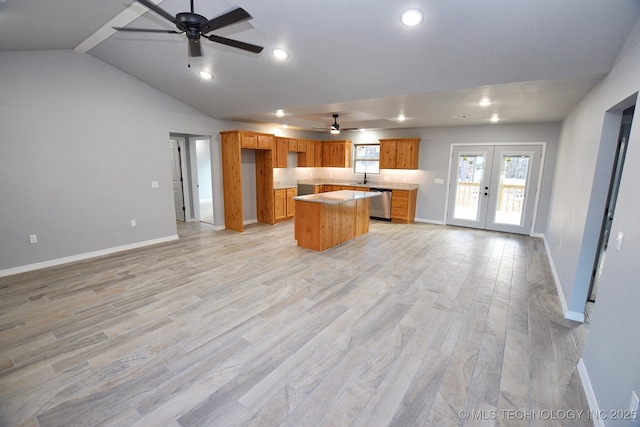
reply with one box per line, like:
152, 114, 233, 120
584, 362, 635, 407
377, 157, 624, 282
293, 190, 381, 251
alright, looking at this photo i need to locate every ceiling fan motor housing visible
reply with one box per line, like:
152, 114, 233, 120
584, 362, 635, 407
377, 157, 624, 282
176, 12, 207, 37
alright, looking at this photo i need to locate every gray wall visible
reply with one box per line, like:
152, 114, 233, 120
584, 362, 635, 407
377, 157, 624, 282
0, 50, 227, 273
545, 18, 640, 418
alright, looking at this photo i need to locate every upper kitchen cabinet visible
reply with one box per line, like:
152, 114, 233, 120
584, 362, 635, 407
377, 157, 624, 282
322, 140, 352, 168
379, 138, 420, 169
240, 131, 274, 150
275, 137, 288, 168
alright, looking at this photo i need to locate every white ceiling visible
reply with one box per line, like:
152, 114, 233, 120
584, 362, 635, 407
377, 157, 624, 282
2, 0, 639, 132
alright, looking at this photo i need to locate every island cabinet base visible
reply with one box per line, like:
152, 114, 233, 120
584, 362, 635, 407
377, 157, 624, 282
294, 198, 371, 251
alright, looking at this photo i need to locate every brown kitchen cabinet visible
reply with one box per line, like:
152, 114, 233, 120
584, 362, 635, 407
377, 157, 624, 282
391, 189, 417, 223
275, 137, 288, 168
298, 140, 317, 167
286, 188, 296, 217
221, 130, 275, 232
274, 187, 297, 222
379, 138, 420, 169
321, 140, 352, 167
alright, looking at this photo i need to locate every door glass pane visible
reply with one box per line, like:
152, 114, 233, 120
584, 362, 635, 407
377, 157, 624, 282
494, 154, 529, 225
454, 154, 484, 220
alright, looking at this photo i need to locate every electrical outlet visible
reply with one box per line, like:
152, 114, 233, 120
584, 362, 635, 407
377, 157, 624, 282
29, 234, 38, 244
630, 390, 639, 413
130, 219, 136, 227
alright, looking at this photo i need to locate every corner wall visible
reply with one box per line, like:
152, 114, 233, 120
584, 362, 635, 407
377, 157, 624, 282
0, 50, 224, 274
544, 17, 640, 416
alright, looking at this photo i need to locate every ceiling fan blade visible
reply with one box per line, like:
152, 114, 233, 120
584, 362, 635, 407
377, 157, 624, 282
200, 7, 252, 34
112, 26, 181, 34
188, 38, 202, 57
205, 34, 263, 54
135, 0, 177, 23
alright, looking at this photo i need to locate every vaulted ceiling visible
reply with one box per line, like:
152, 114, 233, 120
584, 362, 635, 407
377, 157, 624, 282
2, 0, 639, 132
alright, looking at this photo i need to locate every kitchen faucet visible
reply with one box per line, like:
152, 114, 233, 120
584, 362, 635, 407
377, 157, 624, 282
364, 171, 368, 184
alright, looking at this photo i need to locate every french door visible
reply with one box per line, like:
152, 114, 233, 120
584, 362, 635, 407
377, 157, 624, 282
446, 144, 543, 235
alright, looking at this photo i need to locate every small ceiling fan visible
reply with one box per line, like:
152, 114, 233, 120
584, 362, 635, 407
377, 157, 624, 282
113, 0, 264, 58
313, 114, 358, 134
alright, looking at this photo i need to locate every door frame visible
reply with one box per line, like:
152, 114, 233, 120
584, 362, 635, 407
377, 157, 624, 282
444, 142, 547, 236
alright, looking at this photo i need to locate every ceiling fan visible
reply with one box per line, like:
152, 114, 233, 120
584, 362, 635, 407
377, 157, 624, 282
113, 0, 264, 58
313, 114, 359, 134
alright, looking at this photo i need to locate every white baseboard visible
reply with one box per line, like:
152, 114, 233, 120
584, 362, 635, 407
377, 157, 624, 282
0, 235, 179, 278
414, 217, 445, 225
542, 235, 585, 323
577, 358, 603, 427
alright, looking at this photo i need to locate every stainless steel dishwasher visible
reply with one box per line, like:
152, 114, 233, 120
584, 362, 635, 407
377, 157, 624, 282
369, 188, 392, 220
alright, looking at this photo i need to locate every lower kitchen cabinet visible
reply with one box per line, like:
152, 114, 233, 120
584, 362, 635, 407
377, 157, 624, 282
274, 189, 287, 221
391, 189, 417, 223
275, 188, 297, 222
286, 188, 296, 217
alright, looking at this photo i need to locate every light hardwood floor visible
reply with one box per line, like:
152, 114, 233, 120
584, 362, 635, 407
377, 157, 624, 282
0, 221, 591, 426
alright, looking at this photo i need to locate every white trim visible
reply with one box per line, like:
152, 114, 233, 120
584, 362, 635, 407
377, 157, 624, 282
543, 235, 585, 323
0, 235, 178, 278
74, 0, 167, 53
243, 219, 258, 225
414, 217, 445, 225
577, 358, 604, 427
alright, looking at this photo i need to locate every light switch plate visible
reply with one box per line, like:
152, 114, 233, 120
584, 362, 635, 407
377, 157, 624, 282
629, 390, 639, 412
151, 181, 159, 188
616, 231, 624, 251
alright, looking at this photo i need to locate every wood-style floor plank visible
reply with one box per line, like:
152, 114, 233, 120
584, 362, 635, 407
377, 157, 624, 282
0, 221, 591, 426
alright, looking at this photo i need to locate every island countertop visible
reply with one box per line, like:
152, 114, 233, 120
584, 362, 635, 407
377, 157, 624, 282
293, 190, 381, 205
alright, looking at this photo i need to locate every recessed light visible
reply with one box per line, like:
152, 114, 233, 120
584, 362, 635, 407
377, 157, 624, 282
400, 9, 423, 27
272, 48, 289, 60
397, 114, 406, 122
490, 114, 500, 123
478, 99, 492, 107
276, 109, 284, 117
199, 70, 213, 80
282, 124, 288, 129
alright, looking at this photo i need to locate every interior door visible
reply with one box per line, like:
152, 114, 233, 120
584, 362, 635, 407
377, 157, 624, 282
447, 144, 542, 235
170, 138, 186, 222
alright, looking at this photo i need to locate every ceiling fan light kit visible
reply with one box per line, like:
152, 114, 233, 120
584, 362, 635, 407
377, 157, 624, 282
113, 0, 264, 58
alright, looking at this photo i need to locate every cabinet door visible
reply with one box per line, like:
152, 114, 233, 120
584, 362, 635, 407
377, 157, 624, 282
274, 190, 287, 220
286, 188, 296, 217
379, 139, 397, 169
315, 142, 324, 167
275, 138, 288, 168
298, 140, 313, 167
322, 142, 333, 166
287, 139, 297, 151
257, 134, 273, 150
241, 133, 258, 149
396, 139, 419, 169
297, 140, 307, 153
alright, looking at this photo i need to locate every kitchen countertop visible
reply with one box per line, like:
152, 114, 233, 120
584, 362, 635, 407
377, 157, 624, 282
293, 190, 381, 204
297, 179, 418, 191
274, 184, 297, 190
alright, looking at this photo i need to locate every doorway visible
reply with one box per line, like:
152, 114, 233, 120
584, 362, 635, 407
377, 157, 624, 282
588, 105, 635, 303
170, 137, 186, 222
446, 144, 543, 235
